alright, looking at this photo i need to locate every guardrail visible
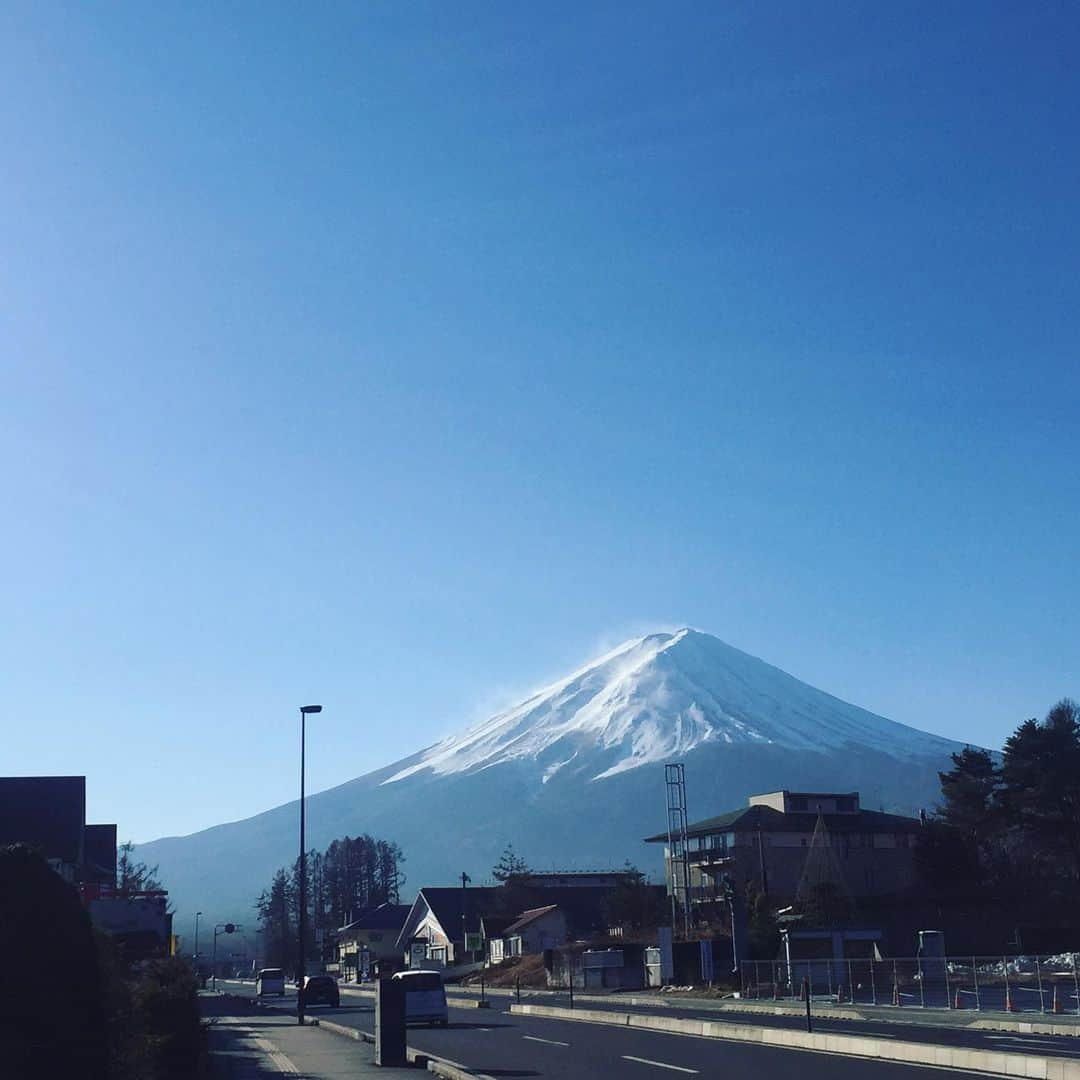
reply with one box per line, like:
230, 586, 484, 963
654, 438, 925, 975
739, 954, 1080, 1014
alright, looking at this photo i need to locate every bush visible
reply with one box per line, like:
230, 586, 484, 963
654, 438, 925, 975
0, 845, 109, 1079
131, 958, 206, 1078
98, 944, 207, 1080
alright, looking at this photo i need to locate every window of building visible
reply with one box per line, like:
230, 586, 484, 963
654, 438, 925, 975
789, 796, 808, 811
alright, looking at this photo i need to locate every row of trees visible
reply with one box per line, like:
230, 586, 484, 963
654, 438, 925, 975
256, 833, 405, 971
922, 698, 1080, 921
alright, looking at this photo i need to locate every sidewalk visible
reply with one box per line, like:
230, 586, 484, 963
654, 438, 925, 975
201, 992, 417, 1079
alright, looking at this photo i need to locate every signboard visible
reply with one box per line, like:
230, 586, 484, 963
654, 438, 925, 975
465, 932, 483, 953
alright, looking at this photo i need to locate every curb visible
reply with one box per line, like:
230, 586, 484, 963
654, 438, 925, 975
446, 983, 1080, 1037
510, 1002, 1080, 1079
970, 1019, 1080, 1038
312, 1017, 495, 1080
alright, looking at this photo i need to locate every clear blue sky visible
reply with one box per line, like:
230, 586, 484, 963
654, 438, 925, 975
2, 2, 1077, 843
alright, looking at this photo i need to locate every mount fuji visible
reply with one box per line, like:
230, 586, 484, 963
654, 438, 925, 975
138, 630, 966, 928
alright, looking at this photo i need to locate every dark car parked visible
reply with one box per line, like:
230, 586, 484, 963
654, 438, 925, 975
301, 975, 340, 1008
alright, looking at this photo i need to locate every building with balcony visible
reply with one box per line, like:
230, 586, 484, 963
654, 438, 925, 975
645, 789, 923, 907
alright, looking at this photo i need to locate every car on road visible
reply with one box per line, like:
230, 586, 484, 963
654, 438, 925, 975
256, 967, 286, 997
393, 970, 448, 1026
300, 975, 340, 1009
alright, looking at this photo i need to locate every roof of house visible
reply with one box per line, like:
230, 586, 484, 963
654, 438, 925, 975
504, 904, 560, 935
643, 804, 922, 843
480, 915, 513, 938
339, 903, 412, 935
398, 881, 661, 950
397, 886, 503, 948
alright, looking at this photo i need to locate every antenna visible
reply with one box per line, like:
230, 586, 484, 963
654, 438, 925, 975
664, 763, 692, 938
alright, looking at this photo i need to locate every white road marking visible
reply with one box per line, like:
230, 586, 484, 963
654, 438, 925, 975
523, 1034, 570, 1046
622, 1055, 699, 1074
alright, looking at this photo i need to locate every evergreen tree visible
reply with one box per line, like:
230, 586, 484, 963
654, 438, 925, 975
256, 868, 294, 970
1000, 699, 1080, 879
936, 746, 1001, 846
743, 881, 780, 959
491, 843, 530, 884
602, 863, 664, 931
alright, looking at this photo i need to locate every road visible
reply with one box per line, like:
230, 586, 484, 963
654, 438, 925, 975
219, 980, 1079, 1078
475, 986, 1080, 1060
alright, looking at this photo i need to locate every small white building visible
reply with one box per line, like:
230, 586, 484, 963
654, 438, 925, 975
497, 905, 567, 959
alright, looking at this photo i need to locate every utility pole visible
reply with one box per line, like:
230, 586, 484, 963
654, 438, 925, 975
757, 825, 768, 895
460, 871, 471, 964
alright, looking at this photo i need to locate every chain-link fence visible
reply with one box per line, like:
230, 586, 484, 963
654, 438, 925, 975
739, 954, 1080, 1014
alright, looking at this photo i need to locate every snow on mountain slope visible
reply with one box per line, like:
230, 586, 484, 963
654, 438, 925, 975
384, 629, 956, 786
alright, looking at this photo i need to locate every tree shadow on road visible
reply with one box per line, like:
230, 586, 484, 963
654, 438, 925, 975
444, 1020, 514, 1030
467, 1071, 541, 1077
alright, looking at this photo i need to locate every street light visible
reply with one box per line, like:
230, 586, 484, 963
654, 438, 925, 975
297, 704, 322, 1025
194, 911, 203, 970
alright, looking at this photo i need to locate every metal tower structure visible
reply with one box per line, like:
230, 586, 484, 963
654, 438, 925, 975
664, 763, 692, 938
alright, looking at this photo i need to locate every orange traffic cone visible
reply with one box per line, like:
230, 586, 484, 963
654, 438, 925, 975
1051, 985, 1063, 1014
1005, 985, 1018, 1013
892, 981, 900, 1006
800, 979, 808, 1002
954, 988, 964, 1009
774, 980, 780, 1001
837, 983, 846, 1003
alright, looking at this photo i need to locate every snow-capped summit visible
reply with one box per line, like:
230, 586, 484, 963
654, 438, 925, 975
384, 628, 956, 786
137, 626, 969, 930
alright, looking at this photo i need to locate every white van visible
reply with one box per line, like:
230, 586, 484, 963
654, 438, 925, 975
256, 967, 286, 997
393, 970, 449, 1026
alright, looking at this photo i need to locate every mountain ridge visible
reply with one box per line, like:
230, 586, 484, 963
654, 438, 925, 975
136, 628, 970, 933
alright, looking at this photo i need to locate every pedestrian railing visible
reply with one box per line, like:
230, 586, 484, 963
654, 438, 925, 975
739, 954, 1080, 1014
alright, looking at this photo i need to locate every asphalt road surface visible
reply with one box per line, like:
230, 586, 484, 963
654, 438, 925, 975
483, 987, 1080, 1060
219, 980, 1078, 1078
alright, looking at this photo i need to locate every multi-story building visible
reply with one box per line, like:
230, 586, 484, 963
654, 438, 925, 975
0, 776, 116, 886
645, 789, 923, 907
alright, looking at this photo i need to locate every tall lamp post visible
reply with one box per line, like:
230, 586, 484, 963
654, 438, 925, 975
297, 704, 323, 1025
194, 911, 203, 970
